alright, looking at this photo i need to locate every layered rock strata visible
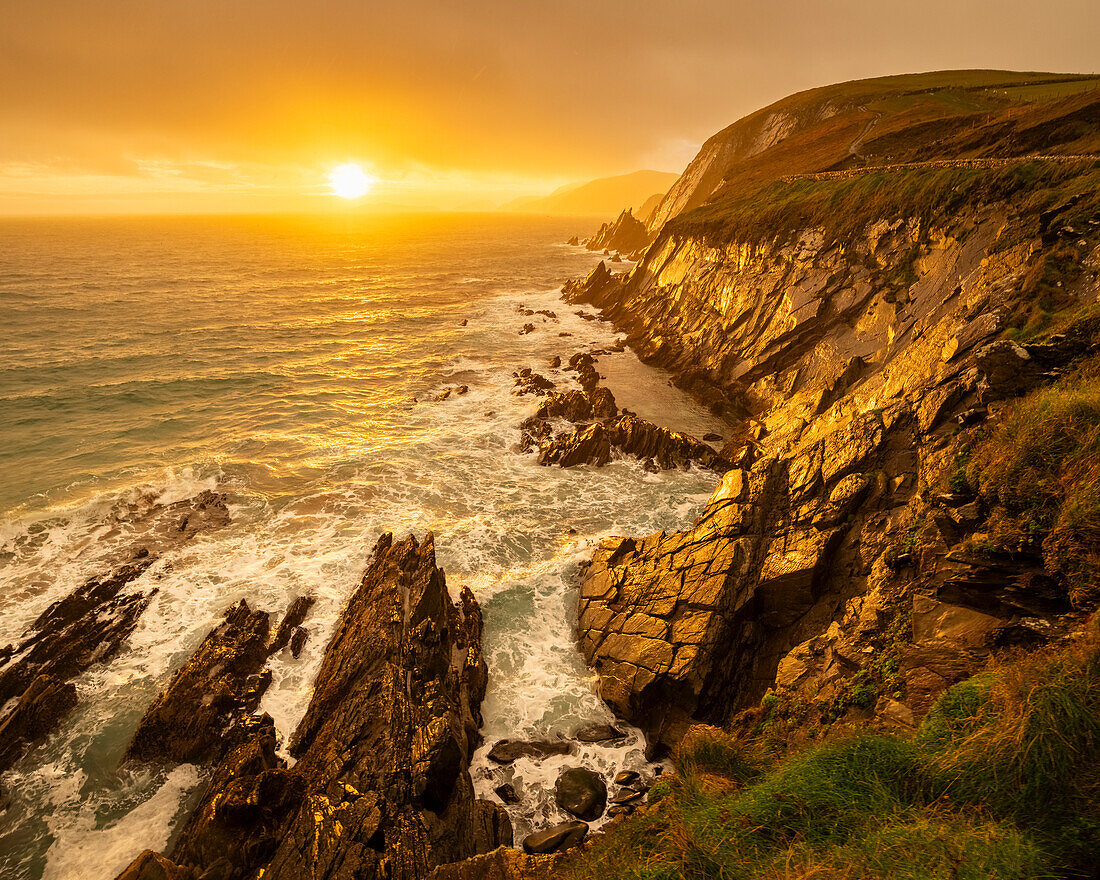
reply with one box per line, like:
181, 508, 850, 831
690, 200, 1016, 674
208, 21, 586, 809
115, 532, 510, 880
520, 350, 729, 472
0, 490, 231, 770
571, 196, 1100, 751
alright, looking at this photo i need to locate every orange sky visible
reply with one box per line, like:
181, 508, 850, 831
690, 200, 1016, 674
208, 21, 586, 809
3, 0, 1100, 214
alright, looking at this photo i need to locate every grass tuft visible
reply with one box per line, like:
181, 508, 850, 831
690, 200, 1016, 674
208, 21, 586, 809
560, 624, 1100, 880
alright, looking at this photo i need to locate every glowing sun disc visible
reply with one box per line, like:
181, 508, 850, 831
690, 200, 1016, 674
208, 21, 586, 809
328, 163, 374, 199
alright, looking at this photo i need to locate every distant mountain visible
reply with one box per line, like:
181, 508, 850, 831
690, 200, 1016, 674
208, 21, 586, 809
503, 170, 679, 216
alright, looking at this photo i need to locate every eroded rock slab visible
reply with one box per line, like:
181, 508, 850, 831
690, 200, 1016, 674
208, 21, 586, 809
126, 599, 273, 765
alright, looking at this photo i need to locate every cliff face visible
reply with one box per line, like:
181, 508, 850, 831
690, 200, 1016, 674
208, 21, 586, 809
568, 168, 1100, 750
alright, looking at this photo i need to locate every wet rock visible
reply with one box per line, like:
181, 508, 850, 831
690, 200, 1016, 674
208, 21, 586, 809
494, 782, 520, 804
538, 422, 612, 468
522, 821, 589, 855
609, 788, 645, 806
115, 850, 193, 880
613, 770, 640, 786
0, 674, 78, 771
514, 371, 556, 396
539, 414, 729, 472
269, 594, 315, 655
127, 600, 273, 765
548, 356, 562, 368
536, 310, 557, 319
573, 723, 626, 743
288, 626, 308, 658
130, 533, 509, 880
567, 236, 580, 246
703, 432, 723, 442
457, 384, 470, 395
487, 739, 572, 764
554, 767, 607, 821
0, 493, 231, 764
459, 318, 468, 326
520, 323, 536, 335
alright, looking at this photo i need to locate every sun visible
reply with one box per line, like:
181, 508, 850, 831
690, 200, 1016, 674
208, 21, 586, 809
328, 163, 375, 199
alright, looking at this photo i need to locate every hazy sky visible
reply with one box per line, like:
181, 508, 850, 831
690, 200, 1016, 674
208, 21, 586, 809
3, 0, 1099, 213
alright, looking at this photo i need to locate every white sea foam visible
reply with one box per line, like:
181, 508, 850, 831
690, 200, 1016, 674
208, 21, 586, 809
1, 218, 721, 876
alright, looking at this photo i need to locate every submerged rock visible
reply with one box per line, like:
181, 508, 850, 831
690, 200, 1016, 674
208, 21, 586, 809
554, 767, 607, 821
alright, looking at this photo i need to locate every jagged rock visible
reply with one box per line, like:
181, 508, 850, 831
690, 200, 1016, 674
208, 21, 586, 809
522, 821, 589, 855
494, 782, 520, 804
573, 723, 625, 743
487, 739, 572, 764
520, 323, 536, 335
535, 390, 594, 422
538, 422, 612, 468
567, 236, 580, 246
127, 600, 272, 765
429, 846, 557, 879
586, 210, 652, 254
0, 674, 77, 770
0, 491, 231, 766
554, 767, 607, 821
548, 355, 562, 368
115, 850, 193, 880
269, 594, 315, 655
538, 414, 729, 472
514, 371, 556, 396
122, 533, 509, 880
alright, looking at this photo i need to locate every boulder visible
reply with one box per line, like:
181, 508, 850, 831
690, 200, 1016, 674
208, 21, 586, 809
522, 821, 589, 855
613, 770, 640, 786
554, 767, 607, 821
573, 723, 625, 743
487, 739, 572, 764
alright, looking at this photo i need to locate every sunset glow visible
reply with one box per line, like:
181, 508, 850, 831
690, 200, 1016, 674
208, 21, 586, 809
328, 163, 375, 199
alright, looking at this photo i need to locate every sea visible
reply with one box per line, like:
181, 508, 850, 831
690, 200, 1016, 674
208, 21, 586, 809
0, 212, 726, 879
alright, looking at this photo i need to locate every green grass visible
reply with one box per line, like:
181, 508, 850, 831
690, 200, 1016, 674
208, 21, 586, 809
967, 354, 1100, 607
667, 159, 1100, 255
560, 624, 1100, 880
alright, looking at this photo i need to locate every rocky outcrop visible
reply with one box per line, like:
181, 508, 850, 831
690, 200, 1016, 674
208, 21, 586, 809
126, 600, 274, 765
0, 491, 231, 770
115, 532, 510, 880
538, 414, 731, 473
585, 210, 651, 255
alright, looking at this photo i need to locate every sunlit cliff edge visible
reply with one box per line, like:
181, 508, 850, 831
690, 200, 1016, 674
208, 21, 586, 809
108, 69, 1100, 880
